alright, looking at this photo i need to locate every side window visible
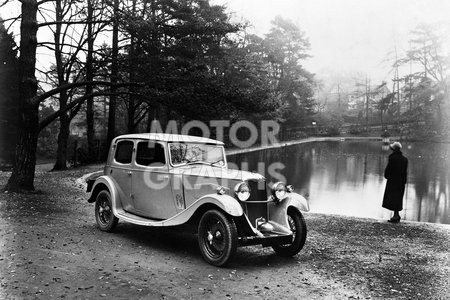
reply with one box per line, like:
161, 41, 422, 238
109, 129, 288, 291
136, 141, 166, 167
115, 140, 134, 164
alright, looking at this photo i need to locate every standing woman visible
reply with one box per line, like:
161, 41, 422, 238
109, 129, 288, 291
382, 142, 408, 223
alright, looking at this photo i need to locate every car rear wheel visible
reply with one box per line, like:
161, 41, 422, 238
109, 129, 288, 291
272, 208, 307, 257
198, 209, 237, 267
95, 190, 118, 232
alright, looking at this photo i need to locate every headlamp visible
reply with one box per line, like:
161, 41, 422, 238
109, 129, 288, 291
234, 182, 251, 201
272, 182, 288, 201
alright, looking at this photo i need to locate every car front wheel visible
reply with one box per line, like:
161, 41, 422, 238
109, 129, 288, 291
95, 190, 118, 232
272, 208, 307, 257
198, 209, 237, 267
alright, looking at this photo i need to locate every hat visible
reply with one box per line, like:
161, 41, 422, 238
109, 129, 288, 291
389, 142, 402, 151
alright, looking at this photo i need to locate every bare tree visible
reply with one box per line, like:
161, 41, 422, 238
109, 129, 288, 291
397, 23, 450, 133
86, 0, 96, 162
4, 0, 136, 191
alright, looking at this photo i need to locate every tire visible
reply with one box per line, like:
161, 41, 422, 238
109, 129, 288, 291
272, 208, 307, 257
198, 209, 238, 267
95, 190, 118, 232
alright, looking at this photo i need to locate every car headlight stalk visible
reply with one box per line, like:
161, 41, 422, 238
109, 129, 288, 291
234, 182, 251, 201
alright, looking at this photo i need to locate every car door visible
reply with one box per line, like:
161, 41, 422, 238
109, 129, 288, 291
131, 140, 177, 219
110, 139, 134, 212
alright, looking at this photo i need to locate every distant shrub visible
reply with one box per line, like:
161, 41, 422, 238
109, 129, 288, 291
295, 131, 308, 139
318, 126, 340, 136
381, 130, 390, 138
325, 126, 340, 136
349, 125, 362, 134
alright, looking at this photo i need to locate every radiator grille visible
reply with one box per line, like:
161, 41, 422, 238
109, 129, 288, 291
244, 180, 269, 226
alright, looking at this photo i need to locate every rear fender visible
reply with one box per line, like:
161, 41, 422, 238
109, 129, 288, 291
268, 192, 309, 228
87, 176, 123, 216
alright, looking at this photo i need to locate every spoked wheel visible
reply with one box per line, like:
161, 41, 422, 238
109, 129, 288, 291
198, 210, 237, 266
95, 190, 118, 232
272, 208, 307, 257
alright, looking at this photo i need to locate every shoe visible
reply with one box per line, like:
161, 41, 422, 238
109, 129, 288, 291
388, 217, 401, 223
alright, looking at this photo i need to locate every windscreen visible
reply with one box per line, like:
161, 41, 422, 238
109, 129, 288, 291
169, 143, 225, 167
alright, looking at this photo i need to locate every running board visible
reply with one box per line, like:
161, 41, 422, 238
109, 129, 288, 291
115, 209, 167, 226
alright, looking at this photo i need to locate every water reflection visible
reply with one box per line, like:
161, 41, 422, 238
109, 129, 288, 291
227, 140, 450, 224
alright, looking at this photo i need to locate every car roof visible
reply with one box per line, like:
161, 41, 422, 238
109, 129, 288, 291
113, 133, 224, 145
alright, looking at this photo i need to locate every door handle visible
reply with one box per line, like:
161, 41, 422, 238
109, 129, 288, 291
127, 171, 132, 175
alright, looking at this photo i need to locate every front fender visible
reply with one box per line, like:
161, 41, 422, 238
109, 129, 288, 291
284, 192, 310, 212
197, 193, 244, 217
268, 192, 309, 228
162, 194, 244, 226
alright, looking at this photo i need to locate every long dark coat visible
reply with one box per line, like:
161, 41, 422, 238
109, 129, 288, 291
382, 150, 408, 211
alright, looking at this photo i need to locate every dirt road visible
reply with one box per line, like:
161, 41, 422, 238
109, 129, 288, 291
0, 167, 449, 299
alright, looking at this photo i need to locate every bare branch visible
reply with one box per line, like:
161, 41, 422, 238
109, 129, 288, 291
69, 100, 83, 121
33, 81, 144, 105
39, 91, 132, 131
4, 15, 21, 32
38, 20, 108, 27
134, 103, 148, 120
0, 16, 20, 23
134, 105, 150, 126
37, 42, 56, 52
0, 0, 9, 8
37, 5, 54, 24
37, 0, 57, 5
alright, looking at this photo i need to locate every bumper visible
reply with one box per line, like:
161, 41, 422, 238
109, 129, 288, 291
238, 233, 293, 247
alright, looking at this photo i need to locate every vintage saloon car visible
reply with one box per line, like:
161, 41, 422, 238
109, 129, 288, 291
87, 133, 309, 266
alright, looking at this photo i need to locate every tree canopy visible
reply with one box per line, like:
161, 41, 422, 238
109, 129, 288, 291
1, 0, 317, 191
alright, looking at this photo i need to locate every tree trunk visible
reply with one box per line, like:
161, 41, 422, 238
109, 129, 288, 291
106, 0, 119, 147
6, 106, 39, 191
5, 0, 39, 191
127, 0, 137, 134
52, 111, 70, 170
146, 106, 155, 132
86, 0, 96, 162
52, 0, 69, 171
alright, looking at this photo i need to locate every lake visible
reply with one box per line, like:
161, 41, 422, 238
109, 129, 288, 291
227, 140, 450, 224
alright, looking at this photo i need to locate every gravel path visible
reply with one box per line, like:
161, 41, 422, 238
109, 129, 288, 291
0, 166, 449, 299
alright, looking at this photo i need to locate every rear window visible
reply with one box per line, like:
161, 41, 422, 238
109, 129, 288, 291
114, 140, 134, 164
136, 141, 166, 167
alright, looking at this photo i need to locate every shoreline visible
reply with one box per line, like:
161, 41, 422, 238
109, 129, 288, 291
226, 135, 398, 155
311, 211, 450, 229
47, 135, 449, 227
